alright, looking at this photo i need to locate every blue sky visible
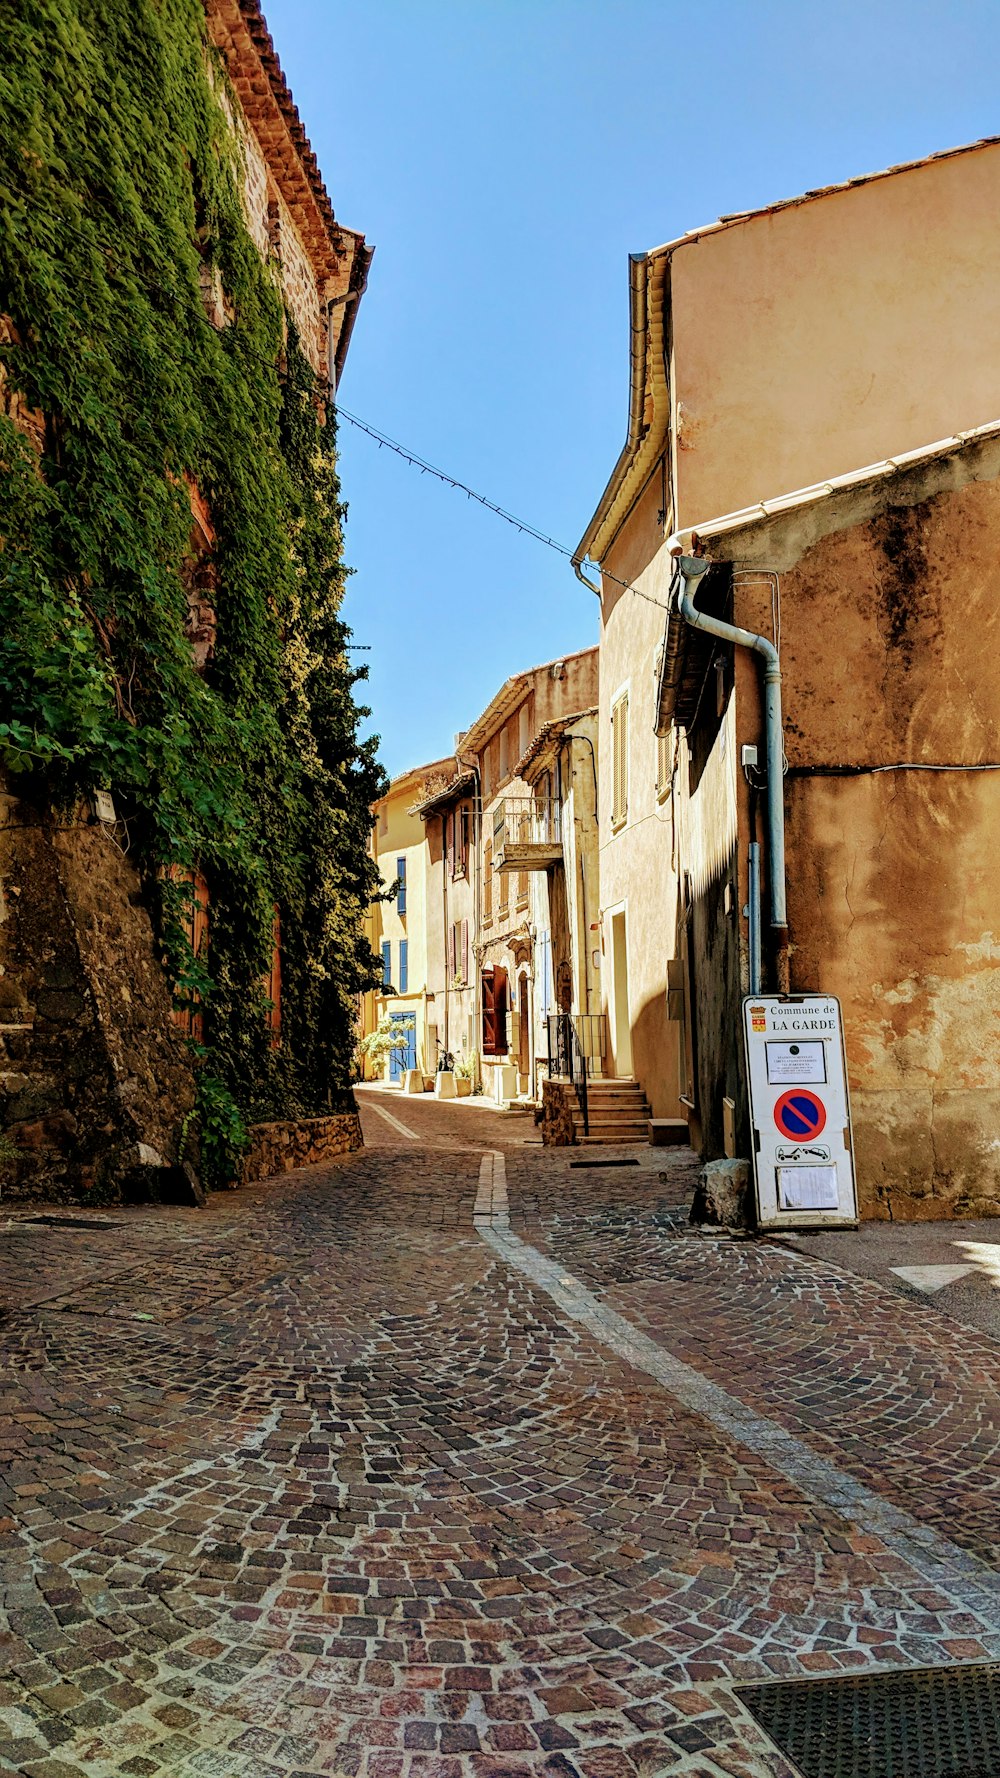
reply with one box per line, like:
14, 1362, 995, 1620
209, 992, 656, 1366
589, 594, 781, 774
265, 0, 1000, 779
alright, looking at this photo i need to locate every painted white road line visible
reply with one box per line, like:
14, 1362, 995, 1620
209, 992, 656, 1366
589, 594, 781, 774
360, 1098, 421, 1141
473, 1149, 509, 1229
477, 1211, 1000, 1640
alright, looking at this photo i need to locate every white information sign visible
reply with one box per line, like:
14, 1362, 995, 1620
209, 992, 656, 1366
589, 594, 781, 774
743, 995, 858, 1229
766, 1040, 826, 1085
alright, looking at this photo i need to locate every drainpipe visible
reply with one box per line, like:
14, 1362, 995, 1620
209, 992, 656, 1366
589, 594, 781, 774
457, 752, 483, 1085
672, 551, 788, 989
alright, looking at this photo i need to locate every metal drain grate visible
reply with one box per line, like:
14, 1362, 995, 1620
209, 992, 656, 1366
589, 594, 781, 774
16, 1215, 125, 1230
569, 1157, 640, 1169
737, 1663, 1000, 1778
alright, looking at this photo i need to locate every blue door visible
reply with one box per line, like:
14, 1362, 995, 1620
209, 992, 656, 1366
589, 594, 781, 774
389, 1011, 417, 1082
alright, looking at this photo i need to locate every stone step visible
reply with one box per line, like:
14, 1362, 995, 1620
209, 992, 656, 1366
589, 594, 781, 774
577, 1132, 650, 1146
582, 1093, 648, 1106
575, 1117, 651, 1137
571, 1110, 650, 1128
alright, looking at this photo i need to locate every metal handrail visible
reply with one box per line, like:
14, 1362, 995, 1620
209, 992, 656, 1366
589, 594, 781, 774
545, 1012, 607, 1137
493, 797, 561, 847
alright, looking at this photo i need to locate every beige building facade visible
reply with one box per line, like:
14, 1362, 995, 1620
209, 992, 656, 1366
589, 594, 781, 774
463, 648, 599, 1102
514, 710, 602, 1091
361, 759, 454, 1083
577, 137, 1000, 1215
414, 769, 479, 1079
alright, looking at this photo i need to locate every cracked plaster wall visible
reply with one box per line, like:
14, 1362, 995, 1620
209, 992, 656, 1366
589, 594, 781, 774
728, 464, 1000, 1219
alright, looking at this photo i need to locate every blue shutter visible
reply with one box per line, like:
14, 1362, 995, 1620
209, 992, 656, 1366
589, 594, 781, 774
399, 939, 408, 993
396, 856, 407, 916
381, 941, 391, 988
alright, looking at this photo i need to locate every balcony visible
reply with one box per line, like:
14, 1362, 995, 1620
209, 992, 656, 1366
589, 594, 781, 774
492, 797, 562, 873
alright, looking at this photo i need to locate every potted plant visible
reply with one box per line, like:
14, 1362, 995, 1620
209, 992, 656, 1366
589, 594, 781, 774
454, 1049, 479, 1096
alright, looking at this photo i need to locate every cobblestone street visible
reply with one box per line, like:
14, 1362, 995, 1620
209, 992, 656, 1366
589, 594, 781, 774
4, 1092, 1000, 1778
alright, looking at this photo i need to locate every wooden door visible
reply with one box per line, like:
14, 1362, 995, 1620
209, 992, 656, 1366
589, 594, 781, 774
482, 967, 508, 1056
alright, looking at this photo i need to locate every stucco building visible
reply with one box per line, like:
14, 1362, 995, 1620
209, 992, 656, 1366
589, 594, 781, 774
362, 760, 455, 1082
413, 768, 478, 1080
512, 710, 601, 1078
462, 649, 599, 1102
575, 136, 1000, 1218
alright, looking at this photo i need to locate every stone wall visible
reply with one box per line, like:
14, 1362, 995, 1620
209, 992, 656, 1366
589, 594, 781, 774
240, 1112, 364, 1183
540, 1079, 576, 1147
0, 785, 196, 1204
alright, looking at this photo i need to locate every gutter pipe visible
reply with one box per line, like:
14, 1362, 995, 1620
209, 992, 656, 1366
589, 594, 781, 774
671, 551, 788, 969
456, 750, 483, 1086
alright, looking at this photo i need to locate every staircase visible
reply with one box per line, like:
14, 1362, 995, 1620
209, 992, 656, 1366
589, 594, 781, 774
571, 1078, 651, 1145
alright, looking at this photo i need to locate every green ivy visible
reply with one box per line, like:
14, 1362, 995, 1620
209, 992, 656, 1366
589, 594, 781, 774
0, 0, 386, 1149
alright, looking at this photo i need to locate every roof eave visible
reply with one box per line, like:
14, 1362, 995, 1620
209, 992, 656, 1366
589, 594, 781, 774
574, 251, 672, 573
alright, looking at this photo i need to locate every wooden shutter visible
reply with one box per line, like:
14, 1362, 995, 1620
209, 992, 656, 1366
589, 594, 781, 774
399, 939, 408, 993
611, 695, 628, 828
483, 839, 493, 920
449, 922, 457, 980
396, 856, 406, 916
482, 967, 509, 1056
461, 919, 468, 984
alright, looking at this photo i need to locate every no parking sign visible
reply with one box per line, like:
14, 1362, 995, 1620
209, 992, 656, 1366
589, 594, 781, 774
743, 996, 858, 1229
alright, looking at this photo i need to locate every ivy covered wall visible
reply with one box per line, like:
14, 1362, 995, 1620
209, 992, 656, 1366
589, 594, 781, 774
0, 0, 385, 1182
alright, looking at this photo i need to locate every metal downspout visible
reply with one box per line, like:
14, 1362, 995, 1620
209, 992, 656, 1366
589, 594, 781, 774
457, 753, 483, 1085
673, 554, 788, 984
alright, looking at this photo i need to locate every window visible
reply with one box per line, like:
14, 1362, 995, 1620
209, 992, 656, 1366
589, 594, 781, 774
450, 919, 469, 984
517, 701, 530, 760
516, 869, 529, 905
611, 693, 629, 829
482, 967, 509, 1056
396, 856, 406, 916
381, 941, 391, 988
448, 804, 470, 879
499, 857, 509, 914
399, 939, 408, 993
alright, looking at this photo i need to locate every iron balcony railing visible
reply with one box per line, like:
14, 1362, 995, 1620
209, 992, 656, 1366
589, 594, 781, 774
492, 797, 561, 849
545, 1012, 608, 1136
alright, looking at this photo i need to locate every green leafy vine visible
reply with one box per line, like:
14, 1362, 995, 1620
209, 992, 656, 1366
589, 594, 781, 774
0, 0, 386, 1181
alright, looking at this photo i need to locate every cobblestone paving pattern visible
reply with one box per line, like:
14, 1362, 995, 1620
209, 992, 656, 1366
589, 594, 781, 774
509, 1148, 1000, 1575
1, 1094, 999, 1777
